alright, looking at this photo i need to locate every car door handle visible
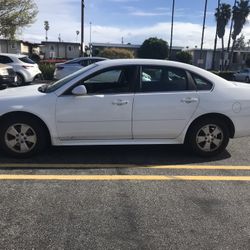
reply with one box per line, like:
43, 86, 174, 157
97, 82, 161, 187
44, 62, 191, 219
181, 97, 199, 104
112, 99, 129, 106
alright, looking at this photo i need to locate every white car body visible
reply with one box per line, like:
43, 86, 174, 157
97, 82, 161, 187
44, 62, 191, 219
54, 57, 107, 80
0, 53, 41, 84
0, 59, 250, 157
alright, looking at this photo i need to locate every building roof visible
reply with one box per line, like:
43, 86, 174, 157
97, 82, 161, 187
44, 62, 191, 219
41, 41, 80, 45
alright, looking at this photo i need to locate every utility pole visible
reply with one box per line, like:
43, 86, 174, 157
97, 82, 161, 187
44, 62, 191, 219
80, 0, 85, 56
89, 22, 92, 57
169, 0, 175, 59
199, 0, 208, 67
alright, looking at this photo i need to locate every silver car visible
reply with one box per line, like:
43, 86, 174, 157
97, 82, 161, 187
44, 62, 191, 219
54, 57, 107, 80
233, 68, 250, 83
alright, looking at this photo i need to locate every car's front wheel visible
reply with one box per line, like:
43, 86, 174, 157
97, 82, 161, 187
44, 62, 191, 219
186, 118, 229, 157
0, 116, 48, 157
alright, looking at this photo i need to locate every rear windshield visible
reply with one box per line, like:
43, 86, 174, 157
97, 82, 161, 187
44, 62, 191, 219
19, 57, 35, 64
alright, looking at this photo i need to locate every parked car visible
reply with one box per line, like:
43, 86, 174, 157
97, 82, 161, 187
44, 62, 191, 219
54, 57, 107, 79
0, 63, 16, 89
0, 53, 41, 86
0, 59, 250, 157
233, 68, 250, 82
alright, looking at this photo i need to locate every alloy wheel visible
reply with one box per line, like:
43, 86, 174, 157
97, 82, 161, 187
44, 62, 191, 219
195, 124, 223, 152
4, 123, 37, 153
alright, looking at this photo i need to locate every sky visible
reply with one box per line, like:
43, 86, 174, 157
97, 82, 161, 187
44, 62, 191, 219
19, 0, 250, 48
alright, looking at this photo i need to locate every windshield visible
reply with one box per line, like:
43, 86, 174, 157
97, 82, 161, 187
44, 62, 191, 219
44, 63, 98, 93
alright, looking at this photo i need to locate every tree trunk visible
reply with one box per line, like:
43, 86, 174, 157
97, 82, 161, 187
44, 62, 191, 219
228, 39, 236, 70
221, 38, 224, 71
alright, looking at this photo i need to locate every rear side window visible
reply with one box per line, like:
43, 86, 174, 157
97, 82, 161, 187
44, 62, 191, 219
18, 57, 35, 64
140, 66, 188, 92
191, 73, 213, 91
0, 55, 13, 63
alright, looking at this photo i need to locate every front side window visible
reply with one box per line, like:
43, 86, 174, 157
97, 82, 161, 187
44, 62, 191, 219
140, 66, 188, 92
82, 66, 137, 94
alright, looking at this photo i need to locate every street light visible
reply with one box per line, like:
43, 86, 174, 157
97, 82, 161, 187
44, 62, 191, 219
80, 0, 85, 56
89, 22, 92, 57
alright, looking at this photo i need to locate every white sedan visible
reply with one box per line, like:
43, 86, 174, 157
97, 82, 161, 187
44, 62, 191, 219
0, 59, 250, 157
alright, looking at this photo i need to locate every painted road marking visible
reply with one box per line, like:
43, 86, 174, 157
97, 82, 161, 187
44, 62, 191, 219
0, 174, 250, 181
1, 164, 250, 170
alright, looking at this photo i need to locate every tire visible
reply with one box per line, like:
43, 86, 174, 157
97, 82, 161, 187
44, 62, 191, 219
13, 73, 25, 87
245, 76, 249, 83
0, 116, 48, 157
186, 118, 229, 157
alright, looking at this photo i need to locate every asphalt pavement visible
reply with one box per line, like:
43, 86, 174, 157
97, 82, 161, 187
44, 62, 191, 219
0, 137, 250, 250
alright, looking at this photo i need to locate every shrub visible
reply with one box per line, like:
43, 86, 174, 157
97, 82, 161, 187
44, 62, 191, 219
211, 71, 235, 81
99, 48, 134, 59
39, 63, 55, 80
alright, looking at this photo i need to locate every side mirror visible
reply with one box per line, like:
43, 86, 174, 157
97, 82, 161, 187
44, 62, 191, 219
72, 85, 87, 96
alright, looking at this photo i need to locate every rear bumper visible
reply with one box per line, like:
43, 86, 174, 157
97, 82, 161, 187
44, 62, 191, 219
232, 115, 250, 138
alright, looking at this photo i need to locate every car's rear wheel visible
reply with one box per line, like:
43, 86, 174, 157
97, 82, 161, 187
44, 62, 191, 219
0, 116, 48, 157
186, 118, 229, 157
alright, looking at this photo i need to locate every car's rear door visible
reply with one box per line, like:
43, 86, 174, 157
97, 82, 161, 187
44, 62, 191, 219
132, 65, 199, 139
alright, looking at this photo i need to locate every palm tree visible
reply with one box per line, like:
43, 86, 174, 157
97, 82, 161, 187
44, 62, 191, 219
227, 0, 237, 52
229, 0, 250, 68
76, 30, 80, 41
215, 3, 231, 70
200, 0, 208, 65
44, 21, 49, 41
212, 0, 221, 70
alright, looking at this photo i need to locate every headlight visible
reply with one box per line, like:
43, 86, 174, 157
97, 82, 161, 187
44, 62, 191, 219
0, 68, 8, 75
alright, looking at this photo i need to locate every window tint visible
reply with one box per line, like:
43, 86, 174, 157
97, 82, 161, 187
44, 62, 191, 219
19, 57, 35, 64
82, 66, 136, 94
191, 73, 213, 91
0, 55, 13, 64
140, 66, 188, 92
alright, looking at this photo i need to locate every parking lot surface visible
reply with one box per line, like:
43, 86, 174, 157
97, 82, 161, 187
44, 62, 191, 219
0, 137, 250, 249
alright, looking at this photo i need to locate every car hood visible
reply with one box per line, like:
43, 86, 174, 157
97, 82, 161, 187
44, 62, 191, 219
0, 84, 44, 99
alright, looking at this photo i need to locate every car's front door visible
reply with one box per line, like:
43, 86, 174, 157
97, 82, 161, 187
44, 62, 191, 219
133, 66, 199, 139
55, 66, 137, 140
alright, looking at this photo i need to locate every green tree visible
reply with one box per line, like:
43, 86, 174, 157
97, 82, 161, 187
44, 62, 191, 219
234, 33, 246, 49
138, 37, 168, 59
99, 48, 134, 59
175, 51, 192, 64
229, 0, 250, 67
44, 21, 49, 41
215, 3, 231, 70
0, 0, 38, 39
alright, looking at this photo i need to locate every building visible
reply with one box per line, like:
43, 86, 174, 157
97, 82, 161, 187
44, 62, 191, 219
41, 41, 80, 59
0, 39, 41, 57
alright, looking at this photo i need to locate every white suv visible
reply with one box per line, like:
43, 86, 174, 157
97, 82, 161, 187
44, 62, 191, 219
0, 53, 41, 86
